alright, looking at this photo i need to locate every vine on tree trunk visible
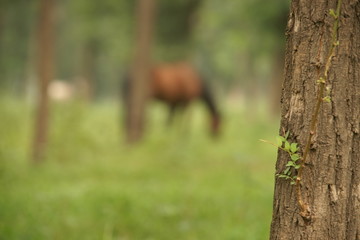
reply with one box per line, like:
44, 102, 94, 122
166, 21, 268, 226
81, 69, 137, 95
262, 0, 342, 221
296, 0, 342, 220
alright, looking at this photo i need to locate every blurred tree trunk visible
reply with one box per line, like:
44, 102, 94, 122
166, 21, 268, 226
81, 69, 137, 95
125, 0, 156, 143
75, 40, 97, 101
24, 25, 36, 102
32, 0, 55, 162
0, 6, 4, 46
0, 3, 7, 89
270, 0, 360, 239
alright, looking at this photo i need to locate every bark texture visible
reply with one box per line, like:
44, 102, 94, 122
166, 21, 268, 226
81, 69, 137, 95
270, 0, 360, 239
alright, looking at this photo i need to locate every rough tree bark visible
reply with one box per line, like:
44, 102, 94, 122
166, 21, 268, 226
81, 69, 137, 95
270, 0, 360, 239
32, 0, 55, 162
126, 0, 156, 143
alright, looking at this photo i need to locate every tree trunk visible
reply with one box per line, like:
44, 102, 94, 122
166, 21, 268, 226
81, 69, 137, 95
270, 0, 360, 239
76, 40, 97, 101
125, 0, 156, 143
32, 0, 55, 162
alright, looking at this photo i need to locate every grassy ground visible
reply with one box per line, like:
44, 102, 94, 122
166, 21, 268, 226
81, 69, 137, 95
0, 97, 279, 240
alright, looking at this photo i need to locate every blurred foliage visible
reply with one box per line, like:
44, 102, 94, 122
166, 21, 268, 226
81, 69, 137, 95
157, 0, 202, 44
0, 1, 289, 237
0, 97, 278, 239
154, 0, 202, 61
194, 0, 289, 89
0, 0, 289, 97
0, 0, 37, 94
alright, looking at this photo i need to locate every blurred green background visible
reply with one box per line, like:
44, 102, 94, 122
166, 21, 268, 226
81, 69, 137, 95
0, 0, 289, 239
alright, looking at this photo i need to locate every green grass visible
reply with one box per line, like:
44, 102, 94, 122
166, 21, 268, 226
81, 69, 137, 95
0, 97, 278, 240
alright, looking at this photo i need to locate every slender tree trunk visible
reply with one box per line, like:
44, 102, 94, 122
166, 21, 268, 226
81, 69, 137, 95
0, 6, 4, 47
24, 12, 38, 102
32, 0, 55, 162
77, 40, 97, 101
270, 1, 360, 239
125, 0, 156, 143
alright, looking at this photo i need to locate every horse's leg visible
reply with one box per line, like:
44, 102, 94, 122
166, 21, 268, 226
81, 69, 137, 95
167, 103, 177, 126
177, 102, 193, 137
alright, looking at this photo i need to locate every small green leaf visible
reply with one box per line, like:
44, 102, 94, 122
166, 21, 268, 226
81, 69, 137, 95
284, 141, 290, 151
329, 9, 337, 18
294, 164, 301, 169
277, 174, 290, 180
286, 161, 295, 167
283, 167, 291, 175
291, 154, 300, 161
290, 143, 298, 153
284, 131, 290, 140
290, 181, 296, 185
323, 96, 331, 103
276, 136, 283, 147
317, 77, 326, 84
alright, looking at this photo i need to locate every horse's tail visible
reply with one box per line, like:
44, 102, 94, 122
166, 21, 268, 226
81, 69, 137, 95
200, 79, 221, 136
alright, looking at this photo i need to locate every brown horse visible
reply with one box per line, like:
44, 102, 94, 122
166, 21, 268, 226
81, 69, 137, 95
123, 62, 221, 136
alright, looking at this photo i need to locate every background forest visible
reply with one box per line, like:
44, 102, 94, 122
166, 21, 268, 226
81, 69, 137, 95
1, 0, 289, 239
